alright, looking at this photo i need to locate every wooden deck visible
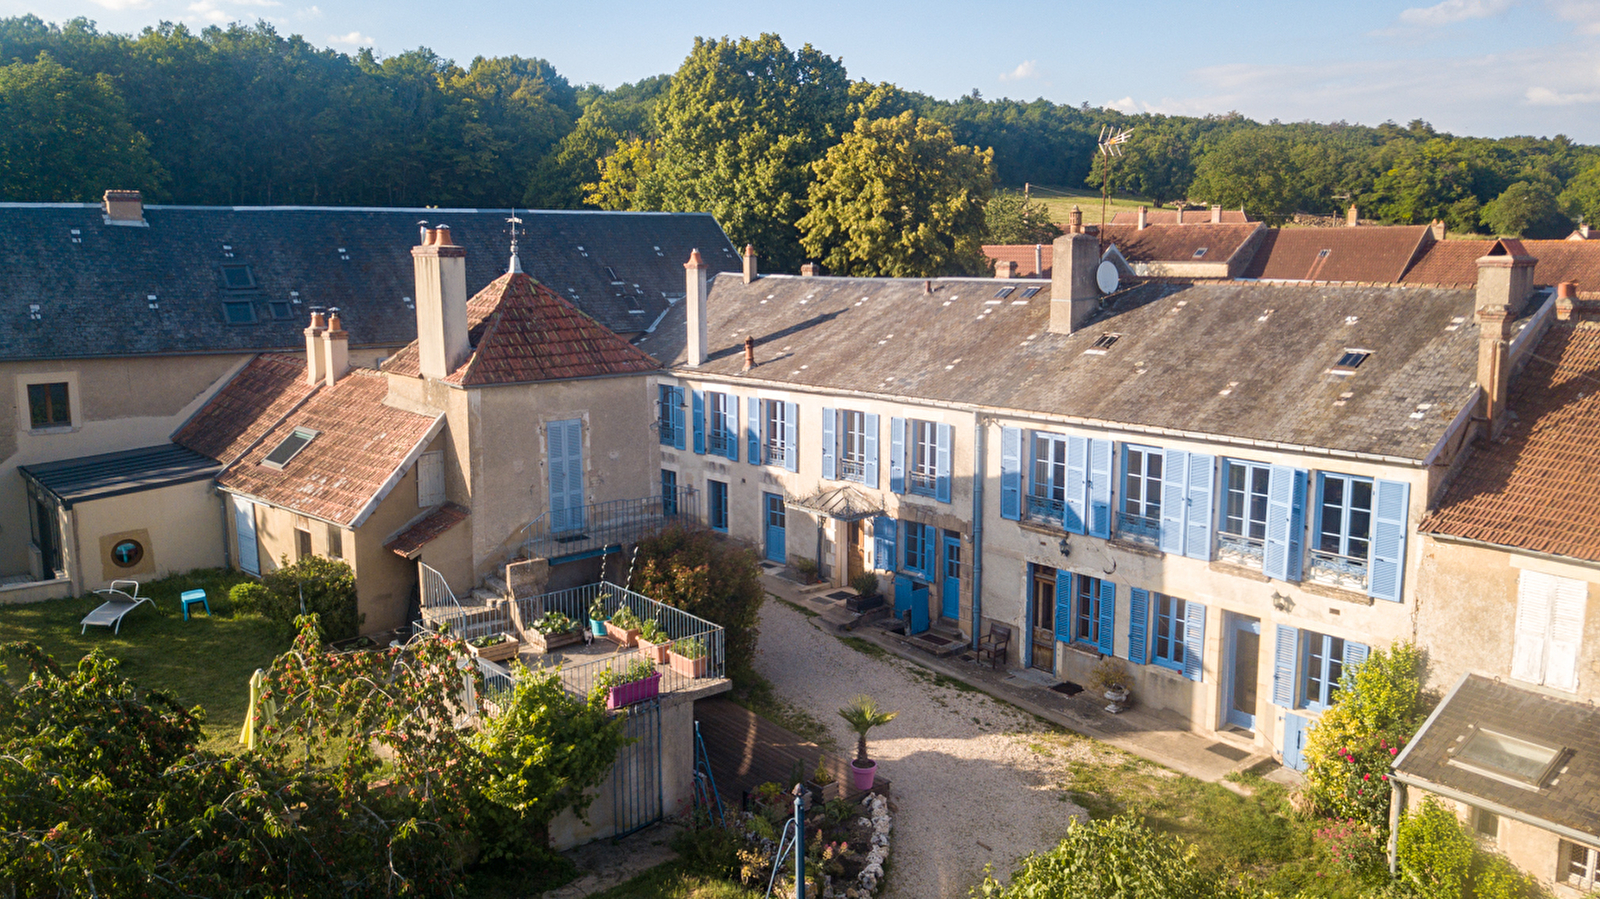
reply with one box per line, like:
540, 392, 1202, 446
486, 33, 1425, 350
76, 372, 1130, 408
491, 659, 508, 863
695, 696, 882, 807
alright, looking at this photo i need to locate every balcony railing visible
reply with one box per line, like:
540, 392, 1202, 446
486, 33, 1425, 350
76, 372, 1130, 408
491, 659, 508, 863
1217, 532, 1265, 568
838, 458, 866, 482
1027, 494, 1065, 523
765, 442, 789, 467
1308, 549, 1369, 590
707, 429, 734, 457
907, 469, 938, 495
522, 488, 697, 563
1117, 512, 1161, 545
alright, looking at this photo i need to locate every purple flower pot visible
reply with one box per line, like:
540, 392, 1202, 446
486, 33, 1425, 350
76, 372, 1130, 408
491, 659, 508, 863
606, 672, 662, 710
850, 758, 877, 791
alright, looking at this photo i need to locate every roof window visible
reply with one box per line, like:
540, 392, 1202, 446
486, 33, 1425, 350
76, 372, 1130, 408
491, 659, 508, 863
606, 266, 623, 284
270, 301, 293, 320
262, 427, 318, 470
1193, 248, 1208, 259
223, 301, 256, 324
1317, 248, 1332, 259
995, 286, 1015, 298
1449, 727, 1564, 790
1332, 349, 1370, 373
1084, 332, 1122, 355
1021, 286, 1042, 299
222, 264, 255, 289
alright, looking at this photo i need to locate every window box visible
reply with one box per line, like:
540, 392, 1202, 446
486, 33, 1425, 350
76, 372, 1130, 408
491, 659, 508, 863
605, 671, 661, 710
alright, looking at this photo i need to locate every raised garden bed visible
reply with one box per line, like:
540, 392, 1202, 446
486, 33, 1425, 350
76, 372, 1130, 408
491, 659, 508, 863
467, 633, 520, 663
846, 593, 886, 614
526, 629, 581, 654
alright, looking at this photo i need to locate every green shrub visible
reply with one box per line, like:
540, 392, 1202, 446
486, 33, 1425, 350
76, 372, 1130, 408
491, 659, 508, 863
632, 525, 763, 684
849, 571, 879, 597
1303, 642, 1428, 830
228, 581, 272, 615
1396, 799, 1473, 899
259, 555, 362, 642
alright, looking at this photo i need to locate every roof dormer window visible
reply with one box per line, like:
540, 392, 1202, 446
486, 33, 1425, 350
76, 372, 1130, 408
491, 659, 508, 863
262, 427, 318, 469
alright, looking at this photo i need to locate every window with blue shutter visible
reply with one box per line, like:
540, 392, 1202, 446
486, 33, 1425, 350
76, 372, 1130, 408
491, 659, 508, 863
1184, 453, 1215, 561
1220, 459, 1271, 568
822, 408, 837, 480
935, 423, 953, 503
725, 395, 739, 462
548, 418, 584, 533
1264, 466, 1308, 582
1310, 473, 1373, 589
873, 516, 896, 574
863, 413, 880, 488
902, 519, 932, 577
658, 385, 679, 448
889, 418, 906, 494
1367, 479, 1409, 602
671, 388, 686, 451
1054, 571, 1073, 646
1063, 435, 1088, 534
1283, 713, 1311, 772
999, 426, 1022, 520
1160, 448, 1188, 554
1183, 600, 1206, 682
906, 420, 939, 496
783, 402, 799, 473
1122, 444, 1164, 545
1151, 593, 1189, 673
747, 398, 761, 465
708, 479, 729, 532
1301, 630, 1347, 710
1127, 587, 1149, 664
1087, 439, 1114, 538
692, 389, 705, 455
1098, 579, 1116, 656
1271, 625, 1298, 707
1343, 639, 1370, 670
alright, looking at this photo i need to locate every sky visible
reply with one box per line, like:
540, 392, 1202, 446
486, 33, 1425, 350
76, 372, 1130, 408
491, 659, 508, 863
7, 0, 1600, 141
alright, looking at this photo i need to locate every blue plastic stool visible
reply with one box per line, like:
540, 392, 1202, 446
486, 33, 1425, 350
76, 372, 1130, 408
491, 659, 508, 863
180, 589, 210, 621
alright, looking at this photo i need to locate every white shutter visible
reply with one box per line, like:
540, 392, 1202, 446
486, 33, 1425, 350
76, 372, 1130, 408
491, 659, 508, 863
1512, 570, 1554, 684
1546, 575, 1588, 692
417, 451, 445, 507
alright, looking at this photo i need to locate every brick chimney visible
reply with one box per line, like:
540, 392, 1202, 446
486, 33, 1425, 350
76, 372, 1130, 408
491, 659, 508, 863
1555, 281, 1579, 321
1430, 219, 1446, 241
1050, 232, 1100, 333
1210, 204, 1222, 224
103, 190, 145, 226
1348, 205, 1360, 227
685, 249, 708, 367
1136, 206, 1147, 230
1475, 244, 1537, 438
412, 225, 470, 380
304, 310, 328, 386
742, 244, 758, 284
994, 259, 1017, 279
801, 262, 823, 277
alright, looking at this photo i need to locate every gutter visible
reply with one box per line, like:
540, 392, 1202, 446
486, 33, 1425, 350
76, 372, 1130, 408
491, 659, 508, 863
1419, 531, 1600, 572
970, 417, 986, 650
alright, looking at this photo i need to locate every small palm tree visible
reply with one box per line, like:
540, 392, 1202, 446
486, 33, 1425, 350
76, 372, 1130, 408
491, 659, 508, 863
839, 694, 898, 764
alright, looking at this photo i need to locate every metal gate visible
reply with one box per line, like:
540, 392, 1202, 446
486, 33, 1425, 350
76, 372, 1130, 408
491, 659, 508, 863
611, 698, 663, 837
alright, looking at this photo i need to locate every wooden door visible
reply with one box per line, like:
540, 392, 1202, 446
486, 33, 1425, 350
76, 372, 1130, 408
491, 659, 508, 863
1030, 566, 1056, 672
847, 520, 866, 581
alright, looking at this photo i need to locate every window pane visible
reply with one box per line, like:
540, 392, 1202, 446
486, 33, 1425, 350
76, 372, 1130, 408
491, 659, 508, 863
1249, 468, 1271, 539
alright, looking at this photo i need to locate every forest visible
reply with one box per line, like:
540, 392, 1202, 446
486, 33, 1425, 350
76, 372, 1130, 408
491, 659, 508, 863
4, 15, 1599, 274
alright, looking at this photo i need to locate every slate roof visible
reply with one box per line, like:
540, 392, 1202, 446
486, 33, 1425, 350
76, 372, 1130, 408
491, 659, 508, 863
0, 204, 738, 361
1394, 673, 1600, 841
385, 502, 470, 559
382, 271, 659, 385
646, 273, 1486, 460
172, 353, 316, 464
215, 368, 442, 527
1109, 208, 1254, 225
20, 444, 222, 507
1402, 239, 1600, 294
1421, 322, 1600, 560
1099, 223, 1263, 266
1240, 225, 1433, 282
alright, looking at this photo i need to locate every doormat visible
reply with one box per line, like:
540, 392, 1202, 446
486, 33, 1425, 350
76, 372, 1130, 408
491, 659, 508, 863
915, 634, 952, 646
1049, 681, 1084, 696
760, 562, 781, 570
826, 591, 855, 602
1205, 742, 1251, 762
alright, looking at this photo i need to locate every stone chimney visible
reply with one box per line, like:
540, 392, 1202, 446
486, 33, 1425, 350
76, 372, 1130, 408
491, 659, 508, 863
1348, 205, 1360, 227
742, 244, 758, 284
304, 310, 328, 386
412, 225, 471, 380
1430, 219, 1447, 242
685, 249, 708, 367
1068, 205, 1083, 233
1136, 206, 1148, 230
1555, 281, 1579, 321
1474, 245, 1537, 438
801, 262, 823, 277
1173, 204, 1184, 225
103, 190, 145, 226
322, 309, 349, 386
1050, 232, 1100, 334
994, 259, 1017, 279
1210, 204, 1222, 224
1578, 223, 1592, 240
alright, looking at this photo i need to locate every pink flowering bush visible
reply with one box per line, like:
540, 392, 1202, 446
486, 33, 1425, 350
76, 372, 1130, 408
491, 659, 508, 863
1314, 818, 1384, 875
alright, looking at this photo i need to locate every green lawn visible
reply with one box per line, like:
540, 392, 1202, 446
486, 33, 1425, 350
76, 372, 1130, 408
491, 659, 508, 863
590, 860, 765, 899
0, 568, 287, 752
1013, 185, 1155, 227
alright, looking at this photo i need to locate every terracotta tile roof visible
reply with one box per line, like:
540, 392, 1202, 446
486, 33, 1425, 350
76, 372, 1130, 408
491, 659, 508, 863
981, 244, 1053, 278
385, 502, 469, 559
173, 353, 316, 464
217, 369, 442, 526
1240, 225, 1432, 282
1403, 239, 1600, 294
1422, 322, 1600, 560
1098, 223, 1263, 265
383, 272, 659, 385
1109, 209, 1255, 225
1398, 239, 1493, 287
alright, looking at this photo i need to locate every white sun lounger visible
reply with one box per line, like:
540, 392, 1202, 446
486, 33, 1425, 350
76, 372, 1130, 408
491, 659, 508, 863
81, 580, 152, 635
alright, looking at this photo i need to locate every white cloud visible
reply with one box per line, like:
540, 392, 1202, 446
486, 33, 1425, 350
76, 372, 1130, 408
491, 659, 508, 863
1525, 85, 1600, 105
1398, 0, 1514, 25
329, 30, 375, 46
295, 5, 323, 19
184, 0, 279, 22
1547, 0, 1600, 33
999, 60, 1040, 82
86, 0, 152, 9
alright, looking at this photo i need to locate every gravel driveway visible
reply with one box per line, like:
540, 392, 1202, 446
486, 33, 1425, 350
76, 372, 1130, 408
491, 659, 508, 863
753, 600, 1087, 899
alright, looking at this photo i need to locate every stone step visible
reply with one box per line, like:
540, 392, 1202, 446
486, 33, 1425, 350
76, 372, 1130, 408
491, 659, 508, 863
469, 588, 501, 606
484, 575, 509, 595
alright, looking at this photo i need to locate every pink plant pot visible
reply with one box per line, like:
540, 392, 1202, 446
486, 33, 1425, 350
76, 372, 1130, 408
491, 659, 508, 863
605, 672, 662, 710
850, 759, 877, 791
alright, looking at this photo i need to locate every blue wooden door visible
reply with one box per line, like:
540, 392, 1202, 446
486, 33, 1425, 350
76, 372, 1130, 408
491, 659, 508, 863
1283, 713, 1311, 771
910, 581, 930, 635
763, 493, 786, 564
941, 533, 961, 620
1226, 615, 1261, 731
548, 418, 585, 532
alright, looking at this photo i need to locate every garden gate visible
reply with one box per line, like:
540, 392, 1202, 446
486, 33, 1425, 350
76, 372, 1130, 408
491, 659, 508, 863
611, 698, 663, 837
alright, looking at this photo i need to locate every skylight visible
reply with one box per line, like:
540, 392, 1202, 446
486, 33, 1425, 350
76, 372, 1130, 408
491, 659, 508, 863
1021, 286, 1042, 299
1317, 248, 1332, 259
1333, 350, 1370, 372
222, 264, 255, 289
1193, 248, 1208, 258
1084, 332, 1123, 355
223, 301, 256, 324
1449, 728, 1563, 790
262, 427, 318, 470
995, 286, 1015, 298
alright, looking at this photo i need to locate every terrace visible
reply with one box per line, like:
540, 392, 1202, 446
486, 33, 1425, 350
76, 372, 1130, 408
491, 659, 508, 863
518, 487, 697, 564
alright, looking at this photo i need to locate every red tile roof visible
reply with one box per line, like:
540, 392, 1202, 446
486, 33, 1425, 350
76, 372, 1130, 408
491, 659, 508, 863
1421, 323, 1600, 560
384, 502, 469, 559
173, 353, 316, 464
384, 272, 660, 385
1241, 225, 1433, 282
1403, 239, 1600, 294
217, 369, 441, 526
1110, 209, 1255, 225
1099, 223, 1262, 265
981, 244, 1053, 278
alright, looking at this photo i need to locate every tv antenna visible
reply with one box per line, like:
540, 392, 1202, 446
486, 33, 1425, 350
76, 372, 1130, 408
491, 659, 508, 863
1097, 125, 1133, 231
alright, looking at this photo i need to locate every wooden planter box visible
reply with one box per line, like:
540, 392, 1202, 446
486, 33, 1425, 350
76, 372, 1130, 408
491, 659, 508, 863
636, 637, 671, 665
605, 672, 662, 710
605, 621, 641, 648
668, 649, 709, 678
526, 629, 581, 654
468, 634, 520, 663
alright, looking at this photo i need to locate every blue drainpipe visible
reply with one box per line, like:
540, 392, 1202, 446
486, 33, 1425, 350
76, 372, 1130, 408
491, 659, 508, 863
970, 416, 986, 650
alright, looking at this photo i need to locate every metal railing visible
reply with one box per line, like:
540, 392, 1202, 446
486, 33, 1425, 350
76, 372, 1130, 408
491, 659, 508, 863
522, 488, 697, 563
1117, 512, 1161, 544
707, 430, 734, 457
419, 603, 515, 643
477, 656, 517, 708
1027, 494, 1065, 522
420, 562, 461, 615
1308, 549, 1369, 590
838, 458, 867, 482
764, 442, 789, 466
1217, 532, 1266, 567
907, 470, 938, 495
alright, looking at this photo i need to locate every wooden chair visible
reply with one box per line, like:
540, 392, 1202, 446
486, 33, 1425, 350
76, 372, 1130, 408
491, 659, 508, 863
975, 624, 1011, 669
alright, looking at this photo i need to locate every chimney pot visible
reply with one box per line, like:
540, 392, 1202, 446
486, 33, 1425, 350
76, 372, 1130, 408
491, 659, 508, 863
1069, 205, 1083, 233
923, 280, 933, 296
1173, 204, 1184, 225
1136, 206, 1148, 230
994, 259, 1017, 279
800, 262, 822, 277
1034, 244, 1045, 277
322, 308, 349, 386
1348, 205, 1360, 227
102, 189, 145, 225
742, 244, 758, 284
1210, 204, 1222, 224
685, 249, 709, 367
743, 336, 756, 371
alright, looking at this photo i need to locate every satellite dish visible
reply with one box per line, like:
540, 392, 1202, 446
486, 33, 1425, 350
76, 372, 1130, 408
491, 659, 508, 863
1096, 260, 1120, 294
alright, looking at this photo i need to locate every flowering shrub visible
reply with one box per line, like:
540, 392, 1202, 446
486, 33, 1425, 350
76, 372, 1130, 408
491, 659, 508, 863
1314, 818, 1384, 876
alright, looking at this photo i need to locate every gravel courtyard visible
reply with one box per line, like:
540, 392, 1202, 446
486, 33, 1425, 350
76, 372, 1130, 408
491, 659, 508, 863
753, 599, 1089, 899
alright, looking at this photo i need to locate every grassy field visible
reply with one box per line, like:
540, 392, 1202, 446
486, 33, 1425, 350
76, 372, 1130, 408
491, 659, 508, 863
0, 567, 286, 752
1011, 185, 1155, 227
590, 860, 765, 899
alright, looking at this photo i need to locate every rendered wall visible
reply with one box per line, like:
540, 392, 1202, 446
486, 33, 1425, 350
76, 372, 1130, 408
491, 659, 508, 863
71, 479, 225, 591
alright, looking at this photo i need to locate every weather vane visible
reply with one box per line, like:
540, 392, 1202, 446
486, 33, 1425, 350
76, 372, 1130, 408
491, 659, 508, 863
506, 209, 524, 274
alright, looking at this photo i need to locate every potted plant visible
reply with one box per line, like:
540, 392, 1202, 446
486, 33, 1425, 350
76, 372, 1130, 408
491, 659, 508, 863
805, 757, 840, 804
847, 572, 883, 613
791, 556, 820, 585
605, 606, 643, 647
1089, 657, 1131, 714
636, 618, 672, 664
526, 611, 581, 653
839, 694, 897, 791
592, 656, 661, 710
751, 780, 787, 815
667, 636, 709, 678
467, 631, 520, 663
588, 594, 609, 638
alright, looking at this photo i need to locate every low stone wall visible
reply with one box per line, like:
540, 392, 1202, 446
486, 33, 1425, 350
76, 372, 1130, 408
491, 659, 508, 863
0, 577, 73, 605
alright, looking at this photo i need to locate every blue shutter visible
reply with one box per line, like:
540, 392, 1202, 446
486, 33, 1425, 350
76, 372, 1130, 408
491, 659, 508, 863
923, 524, 938, 579
747, 397, 761, 465
935, 423, 953, 503
1271, 624, 1298, 707
1097, 579, 1116, 656
1368, 479, 1409, 602
1183, 600, 1205, 682
1343, 640, 1369, 670
1064, 435, 1088, 534
1088, 439, 1114, 538
1185, 453, 1215, 561
1000, 426, 1022, 521
821, 408, 837, 480
726, 396, 740, 462
1264, 466, 1308, 582
783, 402, 798, 473
1127, 587, 1149, 664
672, 387, 686, 451
863, 413, 880, 488
1055, 571, 1072, 646
692, 389, 705, 455
889, 417, 906, 494
1160, 448, 1188, 554
894, 574, 911, 615
874, 516, 896, 574
1283, 713, 1310, 772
